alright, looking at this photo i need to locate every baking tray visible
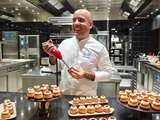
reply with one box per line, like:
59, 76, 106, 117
69, 98, 108, 105
117, 99, 160, 113
24, 94, 60, 102
68, 108, 114, 117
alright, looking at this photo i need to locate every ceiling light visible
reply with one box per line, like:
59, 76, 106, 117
18, 3, 21, 5
3, 7, 6, 10
54, 2, 64, 10
156, 9, 159, 11
122, 11, 130, 18
130, 0, 139, 7
48, 0, 59, 5
80, 0, 82, 3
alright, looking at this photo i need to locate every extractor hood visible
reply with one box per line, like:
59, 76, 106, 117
47, 15, 73, 25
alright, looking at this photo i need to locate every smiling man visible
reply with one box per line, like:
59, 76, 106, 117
42, 9, 111, 96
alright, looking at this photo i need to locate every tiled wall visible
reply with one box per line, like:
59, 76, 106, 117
0, 19, 159, 65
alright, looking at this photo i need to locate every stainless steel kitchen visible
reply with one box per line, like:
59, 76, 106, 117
0, 0, 160, 120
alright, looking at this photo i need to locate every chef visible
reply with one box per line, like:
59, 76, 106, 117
42, 9, 111, 96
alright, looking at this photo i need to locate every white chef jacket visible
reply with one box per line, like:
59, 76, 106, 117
49, 35, 111, 96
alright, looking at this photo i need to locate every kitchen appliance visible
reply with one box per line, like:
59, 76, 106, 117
19, 35, 40, 68
1, 31, 19, 59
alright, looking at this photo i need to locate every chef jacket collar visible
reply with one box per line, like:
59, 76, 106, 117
75, 35, 91, 43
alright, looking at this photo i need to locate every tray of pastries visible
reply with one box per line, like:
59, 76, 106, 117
24, 84, 61, 102
0, 99, 17, 120
68, 104, 114, 117
80, 116, 117, 120
69, 95, 108, 105
118, 89, 160, 113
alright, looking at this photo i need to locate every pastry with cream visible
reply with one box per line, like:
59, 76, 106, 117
44, 90, 53, 99
69, 105, 78, 114
78, 105, 87, 114
108, 116, 117, 120
140, 99, 150, 110
103, 104, 111, 113
128, 98, 138, 107
95, 104, 103, 113
99, 95, 106, 102
1, 110, 10, 119
34, 91, 43, 100
151, 100, 160, 110
87, 104, 95, 114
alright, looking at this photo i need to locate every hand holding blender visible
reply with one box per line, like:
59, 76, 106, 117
46, 39, 69, 68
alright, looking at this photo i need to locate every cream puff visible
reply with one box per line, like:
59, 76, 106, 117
100, 95, 106, 102
140, 99, 150, 110
41, 86, 47, 94
87, 104, 95, 114
99, 117, 107, 120
128, 98, 138, 107
129, 92, 137, 98
108, 116, 117, 120
44, 90, 53, 99
86, 96, 93, 103
1, 110, 10, 119
78, 105, 87, 114
73, 97, 80, 105
42, 84, 49, 90
118, 90, 127, 97
34, 85, 41, 92
148, 96, 156, 104
103, 104, 111, 113
52, 88, 61, 97
3, 99, 11, 109
137, 95, 144, 104
6, 105, 14, 115
69, 105, 78, 114
34, 91, 43, 100
95, 104, 103, 113
92, 95, 99, 102
120, 94, 129, 103
125, 89, 132, 96
27, 89, 35, 98
80, 96, 86, 104
151, 100, 160, 110
51, 84, 57, 91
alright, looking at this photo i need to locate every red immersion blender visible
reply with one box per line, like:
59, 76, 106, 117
47, 40, 69, 68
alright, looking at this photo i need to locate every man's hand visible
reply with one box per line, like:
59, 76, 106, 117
68, 67, 86, 79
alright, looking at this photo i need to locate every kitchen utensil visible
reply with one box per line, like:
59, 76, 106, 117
47, 40, 69, 68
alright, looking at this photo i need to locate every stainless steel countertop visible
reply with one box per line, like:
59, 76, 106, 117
0, 59, 36, 68
22, 68, 122, 83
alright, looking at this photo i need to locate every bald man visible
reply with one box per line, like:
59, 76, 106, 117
42, 9, 111, 96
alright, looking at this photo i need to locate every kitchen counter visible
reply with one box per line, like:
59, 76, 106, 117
0, 92, 160, 120
0, 59, 36, 92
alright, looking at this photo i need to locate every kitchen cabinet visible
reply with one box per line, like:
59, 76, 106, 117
111, 38, 124, 65
0, 68, 7, 91
111, 34, 132, 65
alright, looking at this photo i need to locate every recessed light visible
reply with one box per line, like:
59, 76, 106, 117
156, 9, 158, 11
151, 12, 153, 14
26, 7, 28, 9
3, 7, 6, 10
18, 3, 21, 5
147, 15, 149, 17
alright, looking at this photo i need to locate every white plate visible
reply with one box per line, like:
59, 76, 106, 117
69, 98, 108, 105
0, 102, 17, 120
68, 108, 114, 117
